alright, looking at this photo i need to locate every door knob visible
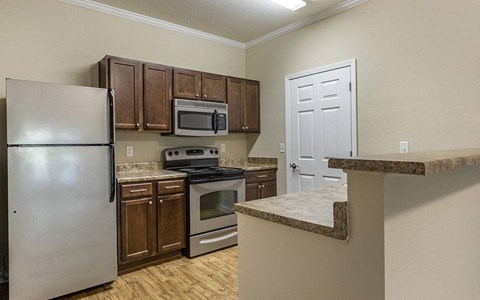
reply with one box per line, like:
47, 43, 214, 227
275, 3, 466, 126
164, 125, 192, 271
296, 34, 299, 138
290, 162, 298, 170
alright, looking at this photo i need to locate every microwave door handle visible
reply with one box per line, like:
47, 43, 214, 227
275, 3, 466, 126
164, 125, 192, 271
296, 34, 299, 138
213, 110, 219, 134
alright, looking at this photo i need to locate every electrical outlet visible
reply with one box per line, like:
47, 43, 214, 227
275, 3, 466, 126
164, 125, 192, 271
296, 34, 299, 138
220, 144, 226, 153
400, 141, 409, 153
126, 146, 133, 157
280, 143, 285, 153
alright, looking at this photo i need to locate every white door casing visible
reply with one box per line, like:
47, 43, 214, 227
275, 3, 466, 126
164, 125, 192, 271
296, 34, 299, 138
285, 60, 357, 193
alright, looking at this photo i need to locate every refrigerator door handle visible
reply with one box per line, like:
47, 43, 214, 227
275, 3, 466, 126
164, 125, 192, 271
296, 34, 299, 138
108, 89, 115, 144
109, 145, 116, 203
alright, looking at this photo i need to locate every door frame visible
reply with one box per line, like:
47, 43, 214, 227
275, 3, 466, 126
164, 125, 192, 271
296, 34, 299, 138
284, 59, 358, 193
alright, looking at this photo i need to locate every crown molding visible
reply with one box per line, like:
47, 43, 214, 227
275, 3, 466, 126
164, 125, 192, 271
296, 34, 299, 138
245, 0, 369, 49
57, 0, 246, 49
57, 0, 368, 50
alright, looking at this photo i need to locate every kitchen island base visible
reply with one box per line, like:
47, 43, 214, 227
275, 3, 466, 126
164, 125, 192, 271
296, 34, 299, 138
237, 152, 480, 299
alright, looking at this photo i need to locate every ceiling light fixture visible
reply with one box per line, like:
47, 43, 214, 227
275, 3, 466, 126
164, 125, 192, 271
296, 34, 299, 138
271, 0, 306, 11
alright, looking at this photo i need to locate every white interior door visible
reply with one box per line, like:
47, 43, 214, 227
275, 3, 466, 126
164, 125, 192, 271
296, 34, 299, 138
287, 64, 355, 193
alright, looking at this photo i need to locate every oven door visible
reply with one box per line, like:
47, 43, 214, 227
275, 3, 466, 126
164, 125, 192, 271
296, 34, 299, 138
174, 102, 228, 136
189, 178, 245, 235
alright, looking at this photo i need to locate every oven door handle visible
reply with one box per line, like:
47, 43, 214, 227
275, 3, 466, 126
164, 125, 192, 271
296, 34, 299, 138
199, 231, 238, 245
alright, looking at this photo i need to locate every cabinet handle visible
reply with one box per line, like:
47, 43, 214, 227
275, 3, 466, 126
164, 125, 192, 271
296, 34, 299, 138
130, 188, 148, 193
242, 126, 245, 130
146, 123, 150, 127
245, 127, 249, 130
258, 185, 262, 189
256, 175, 268, 178
165, 185, 181, 189
148, 201, 152, 205
262, 185, 265, 188
136, 122, 140, 128
159, 199, 164, 204
195, 93, 199, 97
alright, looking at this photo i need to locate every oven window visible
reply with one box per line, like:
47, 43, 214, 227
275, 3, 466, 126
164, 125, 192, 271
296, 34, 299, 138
178, 111, 214, 130
200, 190, 238, 220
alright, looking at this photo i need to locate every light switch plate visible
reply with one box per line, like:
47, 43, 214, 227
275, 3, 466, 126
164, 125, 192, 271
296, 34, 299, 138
280, 143, 285, 153
126, 146, 133, 157
220, 144, 226, 153
400, 141, 409, 153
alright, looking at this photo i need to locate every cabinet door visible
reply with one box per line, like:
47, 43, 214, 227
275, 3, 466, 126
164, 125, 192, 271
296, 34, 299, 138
173, 68, 201, 100
108, 57, 141, 129
143, 63, 172, 132
121, 197, 155, 262
158, 194, 186, 253
202, 73, 226, 102
226, 77, 244, 132
246, 182, 260, 201
260, 181, 277, 199
244, 80, 260, 132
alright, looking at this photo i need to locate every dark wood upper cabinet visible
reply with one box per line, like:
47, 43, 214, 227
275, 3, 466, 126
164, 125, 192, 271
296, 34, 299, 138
226, 77, 244, 132
100, 56, 141, 130
100, 55, 260, 133
202, 73, 226, 102
173, 68, 201, 100
120, 197, 155, 262
227, 78, 260, 133
157, 194, 186, 253
244, 80, 260, 133
143, 63, 172, 132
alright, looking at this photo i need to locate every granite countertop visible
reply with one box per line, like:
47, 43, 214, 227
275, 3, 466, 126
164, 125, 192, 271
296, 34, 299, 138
234, 186, 348, 240
329, 149, 480, 176
220, 157, 278, 172
116, 162, 186, 183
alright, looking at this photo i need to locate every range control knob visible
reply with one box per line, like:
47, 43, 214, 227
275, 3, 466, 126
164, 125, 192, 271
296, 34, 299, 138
210, 150, 214, 154
214, 150, 219, 154
167, 151, 173, 156
174, 151, 179, 156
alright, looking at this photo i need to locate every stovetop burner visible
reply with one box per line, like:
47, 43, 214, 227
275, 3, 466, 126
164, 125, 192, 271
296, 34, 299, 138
164, 147, 245, 183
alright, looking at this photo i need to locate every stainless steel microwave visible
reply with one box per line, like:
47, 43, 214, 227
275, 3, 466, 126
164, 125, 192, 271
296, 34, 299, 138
173, 99, 228, 136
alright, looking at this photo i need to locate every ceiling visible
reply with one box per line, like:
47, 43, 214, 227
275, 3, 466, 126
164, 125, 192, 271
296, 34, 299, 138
92, 0, 346, 43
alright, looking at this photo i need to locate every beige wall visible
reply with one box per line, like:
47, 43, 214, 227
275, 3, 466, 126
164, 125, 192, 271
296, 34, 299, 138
246, 0, 480, 194
0, 0, 247, 276
384, 166, 480, 299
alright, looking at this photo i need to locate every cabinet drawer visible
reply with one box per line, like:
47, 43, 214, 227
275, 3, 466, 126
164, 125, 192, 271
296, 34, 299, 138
157, 180, 185, 195
121, 182, 153, 198
246, 170, 276, 183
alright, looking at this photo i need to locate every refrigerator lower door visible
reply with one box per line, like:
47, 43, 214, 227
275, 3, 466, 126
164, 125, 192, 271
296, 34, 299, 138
8, 146, 117, 300
6, 79, 111, 145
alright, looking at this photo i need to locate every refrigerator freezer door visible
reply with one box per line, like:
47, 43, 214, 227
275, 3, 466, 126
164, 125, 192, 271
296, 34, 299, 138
6, 79, 111, 145
8, 146, 117, 299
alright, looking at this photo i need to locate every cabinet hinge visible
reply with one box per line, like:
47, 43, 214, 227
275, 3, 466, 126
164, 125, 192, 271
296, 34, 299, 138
350, 150, 353, 157
349, 82, 352, 91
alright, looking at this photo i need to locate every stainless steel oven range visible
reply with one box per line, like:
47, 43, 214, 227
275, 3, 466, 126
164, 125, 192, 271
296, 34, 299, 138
164, 146, 245, 257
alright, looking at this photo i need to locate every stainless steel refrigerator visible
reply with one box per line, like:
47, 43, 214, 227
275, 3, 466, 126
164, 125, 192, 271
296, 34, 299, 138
6, 79, 117, 299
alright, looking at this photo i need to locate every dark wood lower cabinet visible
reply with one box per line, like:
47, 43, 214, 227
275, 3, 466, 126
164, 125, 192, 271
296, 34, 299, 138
158, 194, 186, 253
120, 197, 155, 262
118, 179, 186, 274
245, 169, 277, 201
246, 182, 261, 201
261, 180, 277, 198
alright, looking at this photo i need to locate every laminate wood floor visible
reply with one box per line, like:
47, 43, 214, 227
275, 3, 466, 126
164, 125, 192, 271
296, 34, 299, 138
63, 247, 238, 300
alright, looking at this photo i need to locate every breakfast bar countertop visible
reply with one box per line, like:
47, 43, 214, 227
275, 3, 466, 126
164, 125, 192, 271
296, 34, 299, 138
234, 186, 348, 240
328, 148, 480, 176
